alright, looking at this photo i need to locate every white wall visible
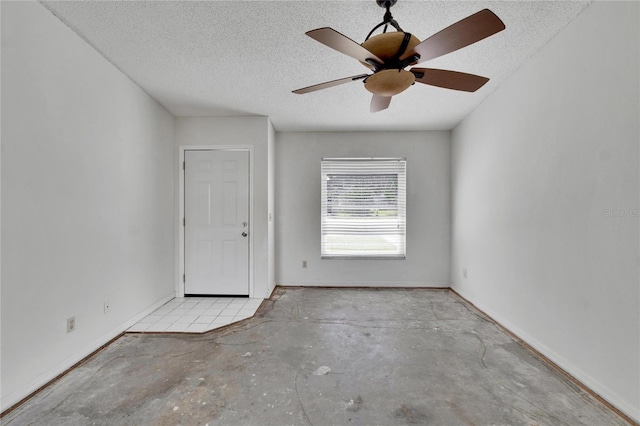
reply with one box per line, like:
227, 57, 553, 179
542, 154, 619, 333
276, 131, 450, 287
174, 116, 274, 299
1, 1, 175, 411
451, 2, 639, 420
267, 121, 276, 295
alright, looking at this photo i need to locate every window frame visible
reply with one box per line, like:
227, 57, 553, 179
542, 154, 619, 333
320, 157, 407, 260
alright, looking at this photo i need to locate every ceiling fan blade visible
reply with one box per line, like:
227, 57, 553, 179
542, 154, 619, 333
292, 74, 369, 94
370, 94, 392, 113
411, 68, 489, 92
400, 9, 505, 64
306, 27, 383, 67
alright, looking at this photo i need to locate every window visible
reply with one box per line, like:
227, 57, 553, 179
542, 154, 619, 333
321, 158, 406, 259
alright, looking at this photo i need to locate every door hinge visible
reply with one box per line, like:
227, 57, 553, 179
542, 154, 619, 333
183, 274, 185, 283
183, 161, 185, 170
183, 217, 186, 227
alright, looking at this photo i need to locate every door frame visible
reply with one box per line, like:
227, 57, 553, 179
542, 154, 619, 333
177, 145, 254, 298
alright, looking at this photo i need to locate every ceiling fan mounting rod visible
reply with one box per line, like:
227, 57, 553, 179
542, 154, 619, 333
366, 1, 403, 41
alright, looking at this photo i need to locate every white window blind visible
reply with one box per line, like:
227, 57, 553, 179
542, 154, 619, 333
321, 158, 406, 259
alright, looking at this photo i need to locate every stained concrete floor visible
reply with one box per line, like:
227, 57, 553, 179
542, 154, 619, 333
2, 288, 630, 425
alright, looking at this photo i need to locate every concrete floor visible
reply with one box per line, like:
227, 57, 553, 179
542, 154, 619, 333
2, 288, 630, 425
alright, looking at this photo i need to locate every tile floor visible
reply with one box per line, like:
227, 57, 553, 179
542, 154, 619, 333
127, 296, 263, 333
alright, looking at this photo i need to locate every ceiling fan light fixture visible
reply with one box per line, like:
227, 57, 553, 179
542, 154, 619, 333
361, 32, 421, 65
364, 69, 415, 96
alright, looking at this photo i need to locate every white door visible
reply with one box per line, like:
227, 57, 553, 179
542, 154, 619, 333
184, 150, 249, 295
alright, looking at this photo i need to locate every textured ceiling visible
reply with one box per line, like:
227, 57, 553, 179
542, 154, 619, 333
40, 1, 591, 132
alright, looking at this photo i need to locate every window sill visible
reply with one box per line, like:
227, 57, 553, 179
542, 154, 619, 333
321, 255, 406, 260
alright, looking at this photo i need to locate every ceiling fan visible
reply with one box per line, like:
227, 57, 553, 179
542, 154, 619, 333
292, 0, 506, 112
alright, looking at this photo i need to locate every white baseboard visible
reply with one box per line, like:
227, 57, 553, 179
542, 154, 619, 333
452, 285, 639, 423
276, 281, 450, 288
1, 293, 174, 413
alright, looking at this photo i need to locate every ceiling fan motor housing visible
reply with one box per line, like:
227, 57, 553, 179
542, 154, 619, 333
361, 32, 420, 96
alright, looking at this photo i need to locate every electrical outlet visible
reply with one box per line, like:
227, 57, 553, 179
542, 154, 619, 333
463, 268, 467, 279
302, 260, 307, 268
104, 301, 111, 314
67, 316, 76, 333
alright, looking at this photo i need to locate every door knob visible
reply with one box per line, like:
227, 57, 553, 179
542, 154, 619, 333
242, 232, 248, 237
